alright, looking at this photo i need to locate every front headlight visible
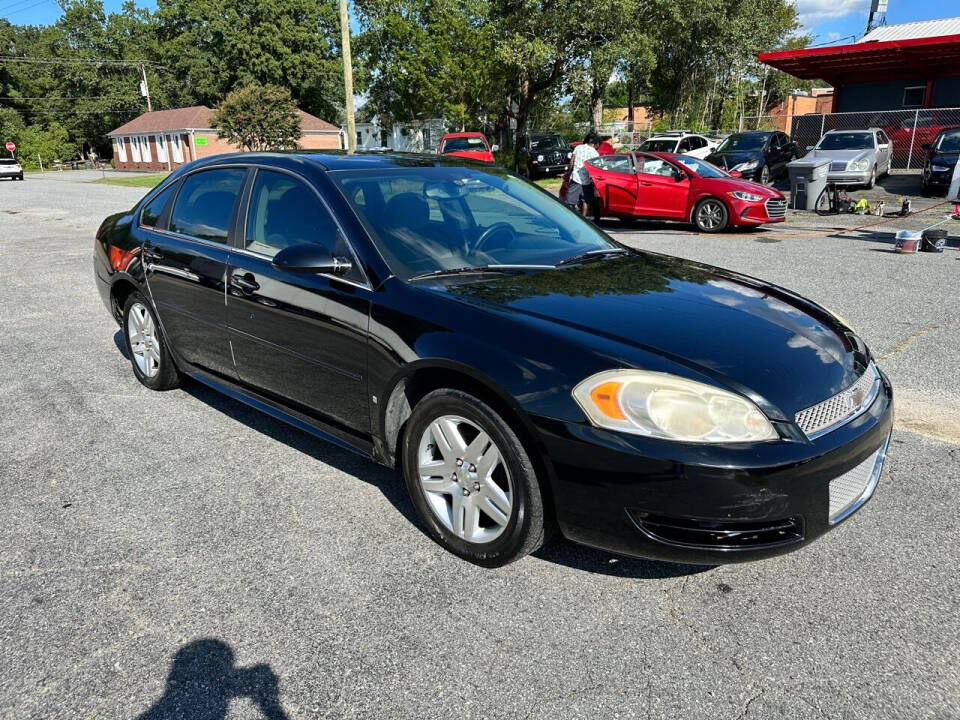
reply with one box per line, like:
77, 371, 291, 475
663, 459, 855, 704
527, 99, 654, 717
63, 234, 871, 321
572, 370, 778, 443
730, 190, 764, 202
731, 160, 759, 172
932, 164, 950, 172
537, 154, 544, 162
567, 152, 572, 159
849, 158, 870, 171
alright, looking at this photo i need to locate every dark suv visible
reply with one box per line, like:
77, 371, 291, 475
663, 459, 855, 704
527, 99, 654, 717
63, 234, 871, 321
516, 134, 573, 179
921, 127, 960, 195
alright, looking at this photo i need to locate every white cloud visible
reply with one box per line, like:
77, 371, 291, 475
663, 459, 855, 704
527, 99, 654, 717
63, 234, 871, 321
792, 0, 869, 27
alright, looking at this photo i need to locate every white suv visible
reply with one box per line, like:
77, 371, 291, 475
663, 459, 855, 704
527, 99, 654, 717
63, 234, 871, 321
637, 131, 717, 159
0, 158, 24, 181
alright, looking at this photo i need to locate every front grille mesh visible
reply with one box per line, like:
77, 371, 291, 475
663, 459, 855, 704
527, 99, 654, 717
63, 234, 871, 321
795, 366, 879, 438
829, 443, 884, 523
765, 198, 787, 218
830, 161, 848, 172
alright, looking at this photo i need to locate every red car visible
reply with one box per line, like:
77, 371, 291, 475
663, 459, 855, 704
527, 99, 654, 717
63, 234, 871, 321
559, 151, 786, 232
437, 132, 495, 163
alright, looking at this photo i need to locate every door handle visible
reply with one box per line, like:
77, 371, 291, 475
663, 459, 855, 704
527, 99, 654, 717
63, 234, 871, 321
142, 248, 163, 262
230, 272, 260, 293
640, 181, 653, 186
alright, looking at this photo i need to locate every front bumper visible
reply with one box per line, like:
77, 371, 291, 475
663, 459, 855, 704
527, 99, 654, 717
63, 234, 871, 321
827, 170, 873, 185
923, 167, 956, 188
727, 197, 787, 226
0, 170, 22, 178
533, 371, 893, 564
531, 163, 568, 176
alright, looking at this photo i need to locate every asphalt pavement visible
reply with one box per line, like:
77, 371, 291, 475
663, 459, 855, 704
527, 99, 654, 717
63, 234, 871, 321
1, 172, 958, 719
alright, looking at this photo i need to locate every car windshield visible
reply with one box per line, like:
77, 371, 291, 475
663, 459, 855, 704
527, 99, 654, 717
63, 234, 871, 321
640, 139, 678, 152
0, 158, 17, 165
441, 137, 487, 153
673, 155, 727, 179
934, 129, 960, 152
817, 133, 874, 150
716, 134, 767, 152
333, 166, 616, 280
530, 135, 566, 151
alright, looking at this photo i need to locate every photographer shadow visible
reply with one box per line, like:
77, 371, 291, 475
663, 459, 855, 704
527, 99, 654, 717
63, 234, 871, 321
137, 638, 288, 720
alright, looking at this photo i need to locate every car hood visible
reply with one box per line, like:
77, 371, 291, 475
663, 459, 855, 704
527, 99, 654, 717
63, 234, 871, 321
442, 150, 494, 163
700, 176, 783, 198
426, 254, 865, 416
810, 149, 872, 163
930, 151, 959, 167
705, 150, 762, 169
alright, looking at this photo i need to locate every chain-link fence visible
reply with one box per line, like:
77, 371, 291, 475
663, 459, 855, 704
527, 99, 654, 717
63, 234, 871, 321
739, 107, 960, 172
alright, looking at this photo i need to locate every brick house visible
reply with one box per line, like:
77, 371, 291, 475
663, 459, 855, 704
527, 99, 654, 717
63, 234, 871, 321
107, 105, 343, 171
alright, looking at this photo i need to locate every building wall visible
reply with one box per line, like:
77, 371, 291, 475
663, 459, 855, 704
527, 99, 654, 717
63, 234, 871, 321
932, 76, 960, 107
836, 79, 928, 112
112, 133, 191, 172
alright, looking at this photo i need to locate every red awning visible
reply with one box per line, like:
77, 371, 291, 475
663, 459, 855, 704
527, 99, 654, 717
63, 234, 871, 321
759, 34, 960, 85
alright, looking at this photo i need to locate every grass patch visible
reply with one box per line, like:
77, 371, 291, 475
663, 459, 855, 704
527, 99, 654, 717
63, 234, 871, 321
93, 173, 168, 188
535, 176, 563, 193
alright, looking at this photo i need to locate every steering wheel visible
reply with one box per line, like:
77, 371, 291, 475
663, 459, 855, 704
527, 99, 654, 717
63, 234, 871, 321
473, 222, 517, 253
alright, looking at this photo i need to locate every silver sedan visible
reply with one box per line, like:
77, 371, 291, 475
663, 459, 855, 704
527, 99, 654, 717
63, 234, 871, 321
806, 128, 892, 188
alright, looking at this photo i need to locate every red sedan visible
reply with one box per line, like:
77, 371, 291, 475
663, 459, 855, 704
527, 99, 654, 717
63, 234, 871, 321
560, 151, 786, 232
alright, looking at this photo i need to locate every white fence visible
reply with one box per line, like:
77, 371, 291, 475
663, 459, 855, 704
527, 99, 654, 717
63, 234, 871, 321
739, 107, 960, 171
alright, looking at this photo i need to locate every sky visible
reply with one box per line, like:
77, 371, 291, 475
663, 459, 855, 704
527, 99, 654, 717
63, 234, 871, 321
1, 0, 957, 46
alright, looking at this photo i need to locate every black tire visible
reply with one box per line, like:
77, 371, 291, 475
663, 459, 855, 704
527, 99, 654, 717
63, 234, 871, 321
18, 174, 24, 181
402, 389, 548, 567
759, 165, 770, 185
122, 290, 181, 391
692, 197, 729, 233
865, 166, 876, 190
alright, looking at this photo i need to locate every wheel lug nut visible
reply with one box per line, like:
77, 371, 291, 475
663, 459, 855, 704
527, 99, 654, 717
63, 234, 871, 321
469, 464, 476, 472
473, 482, 480, 491
462, 488, 470, 496
456, 459, 463, 467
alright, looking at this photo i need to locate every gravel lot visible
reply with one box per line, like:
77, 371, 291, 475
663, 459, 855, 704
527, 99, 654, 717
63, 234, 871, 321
1, 172, 958, 720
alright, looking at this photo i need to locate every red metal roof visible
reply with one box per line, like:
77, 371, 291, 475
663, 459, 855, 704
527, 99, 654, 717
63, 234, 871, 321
109, 105, 339, 136
759, 34, 960, 84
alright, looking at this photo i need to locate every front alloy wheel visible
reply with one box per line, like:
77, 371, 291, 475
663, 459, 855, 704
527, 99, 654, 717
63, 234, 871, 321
694, 198, 729, 232
402, 389, 548, 566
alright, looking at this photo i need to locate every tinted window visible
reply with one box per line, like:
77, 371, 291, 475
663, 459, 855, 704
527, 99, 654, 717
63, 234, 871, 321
816, 133, 874, 150
639, 139, 679, 152
673, 155, 726, 178
530, 135, 567, 151
0, 159, 17, 165
140, 182, 178, 228
934, 129, 960, 152
589, 155, 633, 174
716, 134, 768, 152
245, 170, 341, 257
170, 169, 245, 242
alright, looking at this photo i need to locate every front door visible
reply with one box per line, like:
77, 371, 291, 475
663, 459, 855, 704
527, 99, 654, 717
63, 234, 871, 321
633, 155, 689, 219
588, 155, 638, 216
143, 167, 246, 379
227, 168, 371, 434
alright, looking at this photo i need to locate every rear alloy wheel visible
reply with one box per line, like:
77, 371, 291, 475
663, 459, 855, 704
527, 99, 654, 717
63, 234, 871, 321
122, 291, 181, 391
402, 389, 548, 566
693, 198, 729, 233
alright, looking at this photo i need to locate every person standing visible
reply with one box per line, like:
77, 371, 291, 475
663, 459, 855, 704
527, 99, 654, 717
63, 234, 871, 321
566, 132, 599, 218
597, 135, 616, 156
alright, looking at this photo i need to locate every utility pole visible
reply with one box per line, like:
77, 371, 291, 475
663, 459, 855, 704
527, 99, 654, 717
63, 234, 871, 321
866, 0, 888, 35
139, 63, 152, 112
339, 0, 356, 153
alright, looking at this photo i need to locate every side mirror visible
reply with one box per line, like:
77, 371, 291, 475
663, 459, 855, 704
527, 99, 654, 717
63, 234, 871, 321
878, 143, 890, 150
806, 145, 814, 151
272, 243, 352, 275
491, 144, 499, 152
673, 171, 686, 182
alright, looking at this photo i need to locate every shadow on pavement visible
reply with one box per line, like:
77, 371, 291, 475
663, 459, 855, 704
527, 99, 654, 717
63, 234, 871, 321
136, 638, 288, 720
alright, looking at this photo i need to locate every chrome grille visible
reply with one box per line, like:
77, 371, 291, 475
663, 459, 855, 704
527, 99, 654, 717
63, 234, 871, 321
795, 365, 880, 439
829, 435, 889, 524
765, 198, 787, 219
830, 161, 848, 172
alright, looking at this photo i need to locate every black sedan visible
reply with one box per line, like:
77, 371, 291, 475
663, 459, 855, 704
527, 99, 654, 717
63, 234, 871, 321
705, 130, 798, 184
921, 127, 960, 195
94, 152, 893, 567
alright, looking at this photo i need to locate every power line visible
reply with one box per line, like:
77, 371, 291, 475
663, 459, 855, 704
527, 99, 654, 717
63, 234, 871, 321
0, 55, 166, 68
0, 95, 136, 100
1, 0, 49, 18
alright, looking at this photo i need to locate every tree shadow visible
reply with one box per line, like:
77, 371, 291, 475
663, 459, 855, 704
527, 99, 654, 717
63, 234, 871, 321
136, 638, 288, 720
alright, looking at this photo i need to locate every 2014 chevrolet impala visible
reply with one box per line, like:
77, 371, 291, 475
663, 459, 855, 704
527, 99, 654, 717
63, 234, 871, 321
94, 152, 893, 567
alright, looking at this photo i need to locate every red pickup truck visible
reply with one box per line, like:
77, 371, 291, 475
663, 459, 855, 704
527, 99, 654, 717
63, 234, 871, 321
437, 132, 496, 163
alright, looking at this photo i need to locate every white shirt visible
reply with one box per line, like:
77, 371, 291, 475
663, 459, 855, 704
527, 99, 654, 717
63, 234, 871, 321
571, 144, 599, 185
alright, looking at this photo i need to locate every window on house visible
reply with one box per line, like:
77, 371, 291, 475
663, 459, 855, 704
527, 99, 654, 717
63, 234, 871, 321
356, 131, 362, 147
115, 137, 127, 163
423, 128, 431, 149
140, 135, 152, 162
155, 134, 168, 163
903, 85, 925, 108
129, 136, 142, 162
170, 135, 184, 164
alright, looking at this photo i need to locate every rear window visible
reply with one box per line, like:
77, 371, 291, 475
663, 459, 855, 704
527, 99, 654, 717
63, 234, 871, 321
169, 168, 245, 242
639, 139, 678, 152
0, 159, 17, 165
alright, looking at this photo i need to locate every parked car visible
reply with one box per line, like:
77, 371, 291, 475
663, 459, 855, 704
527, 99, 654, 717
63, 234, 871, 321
561, 152, 787, 232
884, 111, 955, 161
704, 131, 797, 185
0, 157, 24, 181
95, 151, 892, 567
921, 127, 960, 195
437, 132, 495, 163
805, 128, 892, 188
516, 133, 573, 178
636, 131, 717, 159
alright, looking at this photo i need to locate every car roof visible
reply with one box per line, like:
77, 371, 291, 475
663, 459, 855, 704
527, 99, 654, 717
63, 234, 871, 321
824, 128, 878, 133
440, 132, 487, 139
177, 150, 496, 172
729, 131, 773, 137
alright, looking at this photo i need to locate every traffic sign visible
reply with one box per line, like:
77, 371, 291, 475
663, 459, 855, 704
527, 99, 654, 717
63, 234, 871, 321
5, 141, 14, 152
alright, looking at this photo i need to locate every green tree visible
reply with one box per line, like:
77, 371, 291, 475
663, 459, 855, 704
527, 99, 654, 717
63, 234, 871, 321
212, 84, 302, 151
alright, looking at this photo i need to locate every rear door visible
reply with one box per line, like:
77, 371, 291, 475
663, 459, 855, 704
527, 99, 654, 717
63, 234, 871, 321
587, 154, 638, 216
226, 167, 371, 433
143, 167, 246, 379
633, 155, 689, 219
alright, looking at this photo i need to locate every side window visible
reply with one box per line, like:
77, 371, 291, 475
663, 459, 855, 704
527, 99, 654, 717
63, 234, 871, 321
677, 138, 691, 153
245, 170, 360, 281
690, 136, 706, 150
589, 155, 633, 174
877, 130, 889, 146
169, 168, 245, 243
140, 181, 179, 228
638, 157, 678, 178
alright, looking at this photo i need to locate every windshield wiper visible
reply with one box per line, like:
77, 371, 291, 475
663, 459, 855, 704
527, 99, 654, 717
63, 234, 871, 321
555, 247, 630, 267
408, 264, 552, 281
